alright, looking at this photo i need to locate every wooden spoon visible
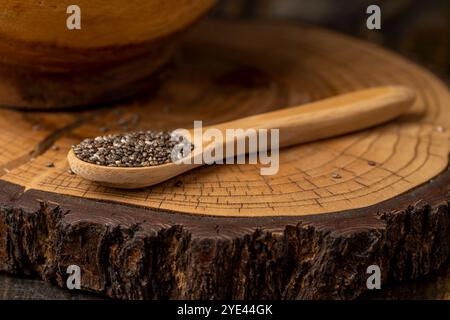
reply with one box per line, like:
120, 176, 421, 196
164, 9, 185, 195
68, 86, 416, 189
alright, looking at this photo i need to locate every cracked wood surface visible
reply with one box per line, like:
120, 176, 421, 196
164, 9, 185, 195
0, 20, 449, 299
0, 168, 450, 299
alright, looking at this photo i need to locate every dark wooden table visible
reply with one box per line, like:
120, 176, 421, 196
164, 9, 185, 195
1, 264, 449, 300
0, 273, 101, 300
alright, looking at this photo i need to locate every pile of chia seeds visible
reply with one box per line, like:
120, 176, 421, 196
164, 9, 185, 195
73, 131, 190, 167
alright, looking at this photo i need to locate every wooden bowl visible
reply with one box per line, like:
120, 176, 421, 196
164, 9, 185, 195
0, 0, 216, 109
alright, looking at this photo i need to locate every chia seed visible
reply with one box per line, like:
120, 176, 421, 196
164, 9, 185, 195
117, 118, 128, 126
436, 125, 445, 133
32, 124, 43, 131
72, 130, 193, 167
174, 180, 183, 187
112, 109, 123, 116
331, 172, 342, 179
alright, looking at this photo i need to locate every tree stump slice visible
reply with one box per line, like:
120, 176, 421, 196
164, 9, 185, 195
0, 20, 450, 299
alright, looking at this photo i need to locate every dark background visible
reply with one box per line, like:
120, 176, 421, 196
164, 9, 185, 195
212, 0, 450, 77
1, 0, 449, 300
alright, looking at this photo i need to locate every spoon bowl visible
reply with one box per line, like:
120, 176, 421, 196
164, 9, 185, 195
68, 149, 203, 189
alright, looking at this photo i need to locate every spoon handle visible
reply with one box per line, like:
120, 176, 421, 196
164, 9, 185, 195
209, 86, 415, 148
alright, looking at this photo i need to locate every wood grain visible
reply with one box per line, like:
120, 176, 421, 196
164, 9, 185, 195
0, 20, 449, 299
1, 167, 450, 299
0, 0, 216, 48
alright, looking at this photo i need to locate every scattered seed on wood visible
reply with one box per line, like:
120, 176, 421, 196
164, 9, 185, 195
32, 124, 43, 131
117, 118, 128, 126
112, 109, 123, 116
174, 180, 183, 187
368, 160, 376, 166
46, 162, 55, 168
51, 145, 60, 151
73, 130, 193, 167
130, 114, 140, 127
331, 172, 342, 179
68, 169, 75, 175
